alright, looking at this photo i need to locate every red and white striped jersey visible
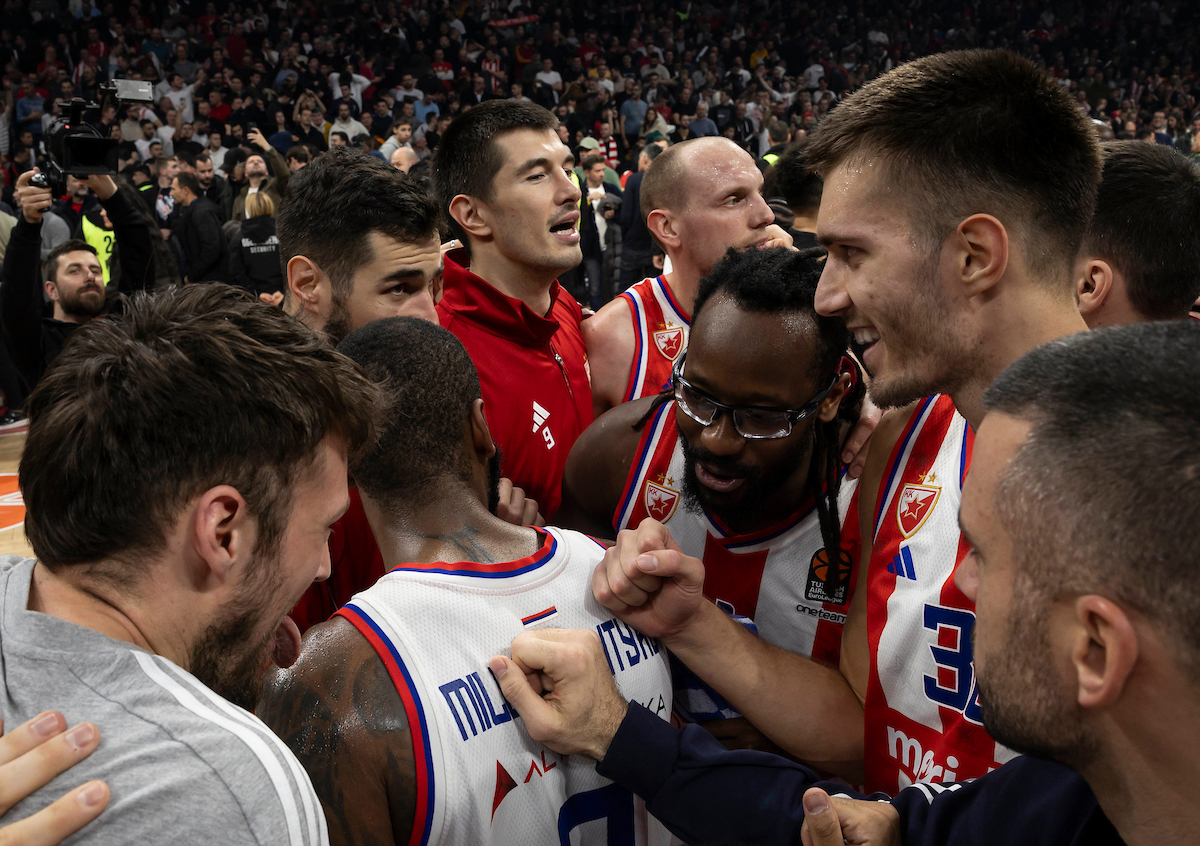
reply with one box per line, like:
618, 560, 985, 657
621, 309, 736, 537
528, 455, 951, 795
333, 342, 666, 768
862, 394, 1017, 795
614, 400, 859, 720
617, 276, 691, 403
337, 527, 673, 846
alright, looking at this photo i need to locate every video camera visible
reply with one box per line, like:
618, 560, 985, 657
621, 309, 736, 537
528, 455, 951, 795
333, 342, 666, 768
30, 79, 155, 197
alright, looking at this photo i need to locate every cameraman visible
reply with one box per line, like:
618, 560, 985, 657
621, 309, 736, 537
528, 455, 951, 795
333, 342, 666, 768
2, 169, 155, 390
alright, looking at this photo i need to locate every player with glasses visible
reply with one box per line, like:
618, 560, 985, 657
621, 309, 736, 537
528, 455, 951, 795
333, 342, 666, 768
672, 351, 839, 440
558, 247, 864, 756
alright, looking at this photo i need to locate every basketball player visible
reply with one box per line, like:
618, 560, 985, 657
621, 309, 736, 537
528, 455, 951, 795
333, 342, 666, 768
1075, 141, 1200, 327
559, 247, 864, 763
583, 137, 780, 416
575, 49, 1108, 794
258, 317, 673, 846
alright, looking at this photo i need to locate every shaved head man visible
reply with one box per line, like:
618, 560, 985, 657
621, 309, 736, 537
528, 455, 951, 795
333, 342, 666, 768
390, 145, 418, 173
584, 137, 792, 416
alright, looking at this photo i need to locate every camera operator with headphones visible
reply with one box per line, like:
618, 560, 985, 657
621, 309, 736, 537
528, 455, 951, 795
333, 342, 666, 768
2, 169, 156, 391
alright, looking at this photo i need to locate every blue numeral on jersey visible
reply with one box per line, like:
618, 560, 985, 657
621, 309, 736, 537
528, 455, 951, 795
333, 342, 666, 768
922, 604, 976, 713
558, 783, 635, 845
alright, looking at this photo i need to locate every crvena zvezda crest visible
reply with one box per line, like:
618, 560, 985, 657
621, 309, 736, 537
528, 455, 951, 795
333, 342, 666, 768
644, 480, 679, 522
896, 483, 940, 538
654, 327, 683, 361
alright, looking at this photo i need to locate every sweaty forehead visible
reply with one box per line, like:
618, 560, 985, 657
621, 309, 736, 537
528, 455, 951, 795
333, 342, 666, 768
686, 143, 761, 198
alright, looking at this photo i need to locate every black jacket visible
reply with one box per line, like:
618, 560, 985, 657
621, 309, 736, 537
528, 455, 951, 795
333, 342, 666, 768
0, 186, 155, 390
228, 216, 283, 296
598, 703, 1123, 846
176, 196, 230, 283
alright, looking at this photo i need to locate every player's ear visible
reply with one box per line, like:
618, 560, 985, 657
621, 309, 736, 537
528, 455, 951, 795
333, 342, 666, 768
1075, 257, 1115, 321
469, 398, 497, 462
286, 255, 329, 317
449, 194, 493, 241
817, 371, 852, 424
646, 208, 680, 251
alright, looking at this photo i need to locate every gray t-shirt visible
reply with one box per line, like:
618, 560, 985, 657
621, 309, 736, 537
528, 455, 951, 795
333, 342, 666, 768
0, 557, 328, 845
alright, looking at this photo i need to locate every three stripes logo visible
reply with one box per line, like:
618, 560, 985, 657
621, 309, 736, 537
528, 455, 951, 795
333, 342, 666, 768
887, 546, 917, 581
532, 402, 555, 449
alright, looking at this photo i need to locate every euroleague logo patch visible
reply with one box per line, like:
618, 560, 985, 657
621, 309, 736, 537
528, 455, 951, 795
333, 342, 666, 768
805, 547, 853, 605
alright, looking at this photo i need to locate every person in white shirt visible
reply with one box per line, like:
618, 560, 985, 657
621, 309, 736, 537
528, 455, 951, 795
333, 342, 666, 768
535, 58, 564, 101
329, 101, 367, 141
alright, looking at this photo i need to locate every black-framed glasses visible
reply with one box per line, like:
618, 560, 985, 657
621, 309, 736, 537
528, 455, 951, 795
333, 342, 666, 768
671, 352, 837, 440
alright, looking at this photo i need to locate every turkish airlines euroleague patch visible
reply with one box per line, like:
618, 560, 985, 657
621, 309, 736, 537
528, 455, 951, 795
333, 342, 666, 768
0, 475, 24, 532
805, 547, 852, 605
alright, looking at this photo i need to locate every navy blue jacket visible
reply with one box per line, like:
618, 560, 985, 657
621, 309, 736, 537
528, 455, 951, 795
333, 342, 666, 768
597, 703, 1123, 845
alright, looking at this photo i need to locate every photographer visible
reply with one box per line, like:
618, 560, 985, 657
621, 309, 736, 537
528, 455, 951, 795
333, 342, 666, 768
2, 170, 155, 390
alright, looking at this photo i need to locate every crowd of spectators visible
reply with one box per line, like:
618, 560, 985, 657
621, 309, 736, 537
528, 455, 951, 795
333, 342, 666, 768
0, 2, 1197, 279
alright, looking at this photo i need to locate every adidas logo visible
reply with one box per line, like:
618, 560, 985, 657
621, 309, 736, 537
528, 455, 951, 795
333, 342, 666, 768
532, 401, 550, 432
887, 546, 917, 581
532, 402, 555, 449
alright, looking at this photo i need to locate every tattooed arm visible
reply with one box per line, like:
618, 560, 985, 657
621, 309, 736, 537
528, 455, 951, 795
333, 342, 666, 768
258, 618, 417, 846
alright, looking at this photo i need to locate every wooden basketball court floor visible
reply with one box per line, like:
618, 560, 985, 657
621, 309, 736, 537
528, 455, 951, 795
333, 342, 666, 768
0, 427, 35, 560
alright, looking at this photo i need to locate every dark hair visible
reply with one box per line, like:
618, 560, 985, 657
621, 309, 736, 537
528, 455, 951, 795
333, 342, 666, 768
765, 140, 822, 217
1082, 141, 1200, 319
330, 130, 350, 144
43, 239, 98, 283
195, 151, 212, 165
766, 120, 789, 144
174, 170, 201, 195
116, 140, 139, 161
641, 143, 663, 162
285, 144, 311, 164
277, 146, 441, 299
433, 99, 559, 247
807, 49, 1100, 290
640, 247, 862, 558
580, 154, 605, 171
21, 284, 377, 572
984, 320, 1200, 683
337, 317, 481, 505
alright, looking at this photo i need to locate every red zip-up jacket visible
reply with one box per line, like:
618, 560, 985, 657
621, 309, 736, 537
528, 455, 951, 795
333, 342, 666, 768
437, 250, 594, 519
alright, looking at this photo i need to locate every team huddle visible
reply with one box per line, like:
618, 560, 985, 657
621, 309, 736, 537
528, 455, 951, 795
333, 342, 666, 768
2, 47, 1199, 846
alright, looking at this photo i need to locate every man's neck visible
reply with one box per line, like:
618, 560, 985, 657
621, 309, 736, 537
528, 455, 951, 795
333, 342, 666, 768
248, 174, 266, 188
463, 246, 559, 316
1082, 715, 1200, 846
950, 286, 1087, 429
52, 305, 89, 324
26, 560, 190, 667
359, 487, 537, 569
663, 259, 707, 318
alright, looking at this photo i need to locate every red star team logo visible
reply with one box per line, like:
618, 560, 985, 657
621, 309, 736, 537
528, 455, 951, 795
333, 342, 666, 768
897, 482, 940, 538
653, 327, 684, 361
0, 474, 24, 532
644, 477, 679, 522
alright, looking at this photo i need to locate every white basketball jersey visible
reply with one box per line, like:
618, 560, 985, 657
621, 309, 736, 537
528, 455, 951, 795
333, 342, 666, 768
338, 526, 673, 846
614, 400, 860, 719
